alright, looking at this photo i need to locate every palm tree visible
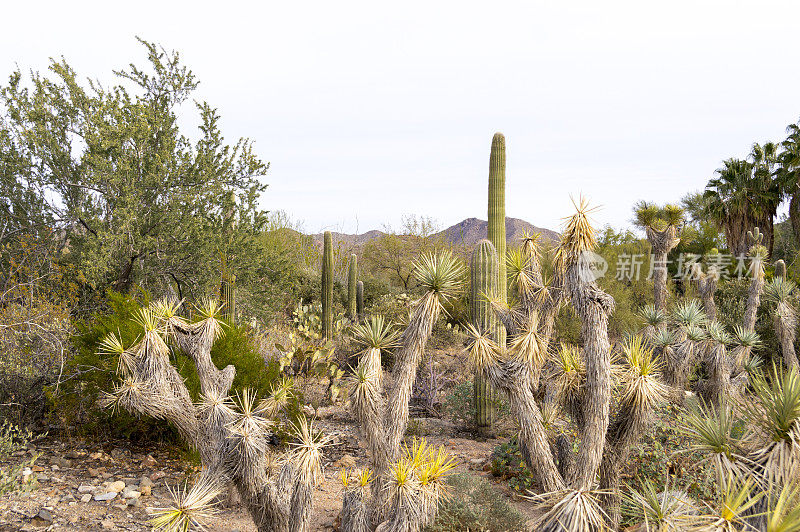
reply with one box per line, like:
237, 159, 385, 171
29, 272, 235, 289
750, 141, 781, 257
778, 123, 800, 245
703, 157, 780, 258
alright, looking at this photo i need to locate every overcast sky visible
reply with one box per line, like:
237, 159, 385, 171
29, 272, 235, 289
4, 1, 800, 234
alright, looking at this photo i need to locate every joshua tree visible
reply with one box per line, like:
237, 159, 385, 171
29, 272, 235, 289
634, 201, 684, 311
344, 252, 463, 530
468, 200, 667, 528
690, 251, 720, 322
699, 321, 734, 408
743, 228, 767, 332
764, 276, 799, 369
100, 299, 327, 531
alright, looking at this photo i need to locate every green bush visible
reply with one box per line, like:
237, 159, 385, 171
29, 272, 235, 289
444, 378, 508, 432
0, 420, 39, 496
56, 292, 293, 442
489, 437, 535, 493
424, 472, 527, 532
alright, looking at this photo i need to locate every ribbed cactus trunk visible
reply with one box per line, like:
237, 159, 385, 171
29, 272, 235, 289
481, 132, 506, 431
322, 231, 334, 340
356, 281, 364, 319
488, 133, 507, 315
471, 240, 500, 431
347, 254, 358, 321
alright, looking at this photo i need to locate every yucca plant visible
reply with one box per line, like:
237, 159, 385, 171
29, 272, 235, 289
641, 304, 668, 342
743, 228, 767, 333
765, 483, 800, 532
533, 489, 609, 532
765, 277, 799, 370
622, 478, 697, 532
634, 201, 684, 311
681, 403, 750, 485
701, 321, 734, 408
691, 259, 719, 322
691, 475, 762, 532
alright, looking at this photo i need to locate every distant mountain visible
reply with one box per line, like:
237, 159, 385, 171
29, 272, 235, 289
312, 217, 558, 248
436, 217, 559, 248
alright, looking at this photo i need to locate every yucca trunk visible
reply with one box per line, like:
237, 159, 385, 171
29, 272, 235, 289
703, 343, 731, 408
485, 361, 566, 492
693, 270, 718, 322
661, 341, 691, 404
341, 489, 370, 532
564, 261, 615, 490
384, 293, 441, 462
646, 226, 679, 312
743, 255, 764, 332
775, 302, 799, 370
471, 240, 499, 431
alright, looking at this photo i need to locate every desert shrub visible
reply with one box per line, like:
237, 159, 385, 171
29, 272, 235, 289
412, 356, 456, 416
489, 437, 535, 493
424, 472, 527, 532
57, 291, 292, 442
0, 420, 39, 496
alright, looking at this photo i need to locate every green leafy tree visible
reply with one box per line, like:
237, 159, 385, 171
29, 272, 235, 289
1, 39, 268, 308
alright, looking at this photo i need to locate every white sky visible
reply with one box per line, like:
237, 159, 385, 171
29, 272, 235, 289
3, 1, 800, 234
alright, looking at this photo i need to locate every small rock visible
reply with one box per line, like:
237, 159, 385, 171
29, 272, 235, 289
107, 481, 125, 493
101, 519, 116, 529
88, 467, 101, 477
62, 492, 76, 502
127, 498, 140, 508
51, 457, 71, 469
101, 472, 113, 480
36, 475, 49, 482
81, 494, 92, 503
94, 492, 117, 502
32, 465, 45, 473
139, 476, 153, 488
65, 450, 84, 459
150, 471, 166, 481
36, 508, 53, 522
333, 454, 357, 469
140, 485, 151, 497
141, 454, 157, 468
121, 488, 140, 499
78, 485, 95, 494
110, 447, 128, 459
89, 451, 103, 460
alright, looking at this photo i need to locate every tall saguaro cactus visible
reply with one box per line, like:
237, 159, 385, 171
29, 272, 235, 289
322, 231, 334, 339
356, 281, 364, 318
488, 133, 507, 318
347, 254, 358, 321
471, 240, 500, 430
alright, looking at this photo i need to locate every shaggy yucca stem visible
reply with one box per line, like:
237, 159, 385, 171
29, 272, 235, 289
743, 228, 766, 333
564, 253, 615, 490
702, 322, 733, 408
775, 259, 787, 279
691, 262, 719, 322
766, 278, 799, 370
598, 337, 669, 528
634, 202, 683, 312
322, 231, 334, 339
347, 254, 358, 321
471, 239, 499, 431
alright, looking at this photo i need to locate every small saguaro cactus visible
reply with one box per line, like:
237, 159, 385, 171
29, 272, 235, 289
347, 254, 358, 321
322, 231, 334, 340
356, 280, 364, 318
488, 133, 507, 348
470, 239, 500, 430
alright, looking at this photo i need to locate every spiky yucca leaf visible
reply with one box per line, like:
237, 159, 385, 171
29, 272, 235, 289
766, 483, 800, 532
551, 343, 585, 403
641, 304, 668, 327
766, 278, 798, 305
663, 204, 685, 227
286, 416, 332, 485
350, 315, 401, 350
681, 404, 750, 482
635, 201, 662, 229
732, 326, 761, 349
685, 325, 707, 342
619, 336, 669, 410
506, 248, 538, 295
150, 477, 221, 532
622, 478, 697, 531
99, 333, 132, 376
412, 251, 465, 301
464, 323, 502, 372
532, 489, 609, 532
196, 388, 236, 427
508, 314, 547, 370
260, 375, 295, 417
706, 321, 732, 346
693, 475, 761, 532
672, 300, 707, 328
556, 197, 599, 269
652, 328, 678, 349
